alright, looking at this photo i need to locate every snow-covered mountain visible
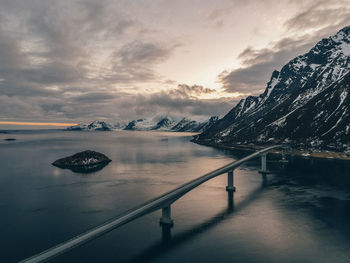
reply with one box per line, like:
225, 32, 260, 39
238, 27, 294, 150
170, 118, 197, 131
152, 117, 176, 130
87, 121, 114, 131
124, 118, 158, 130
67, 120, 125, 131
113, 122, 127, 130
68, 116, 219, 133
67, 124, 88, 131
195, 116, 219, 132
170, 116, 219, 132
124, 116, 219, 132
194, 26, 350, 152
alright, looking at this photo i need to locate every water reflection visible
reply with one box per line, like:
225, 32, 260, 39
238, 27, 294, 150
2, 130, 350, 263
124, 186, 266, 263
161, 225, 172, 242
160, 188, 235, 244
161, 191, 235, 244
53, 162, 111, 174
227, 191, 234, 212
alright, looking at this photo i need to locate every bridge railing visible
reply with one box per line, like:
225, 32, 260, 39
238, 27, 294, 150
20, 144, 286, 263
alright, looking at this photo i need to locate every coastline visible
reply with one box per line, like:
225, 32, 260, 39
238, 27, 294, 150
192, 139, 350, 163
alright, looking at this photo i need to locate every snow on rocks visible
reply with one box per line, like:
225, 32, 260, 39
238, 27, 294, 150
52, 150, 111, 173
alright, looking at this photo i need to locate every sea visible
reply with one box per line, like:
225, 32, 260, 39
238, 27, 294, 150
0, 130, 350, 263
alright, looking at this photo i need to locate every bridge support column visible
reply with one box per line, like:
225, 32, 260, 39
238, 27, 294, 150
226, 170, 236, 192
261, 154, 267, 172
227, 190, 235, 211
258, 153, 269, 185
282, 149, 286, 161
160, 206, 174, 227
161, 224, 172, 241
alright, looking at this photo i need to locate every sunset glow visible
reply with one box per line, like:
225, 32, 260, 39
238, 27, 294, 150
0, 121, 78, 127
1, 0, 348, 123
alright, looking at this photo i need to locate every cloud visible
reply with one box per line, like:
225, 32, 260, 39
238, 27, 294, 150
285, 0, 350, 33
117, 41, 173, 65
0, 0, 181, 122
69, 85, 236, 120
217, 37, 317, 94
127, 89, 236, 120
169, 84, 216, 98
217, 0, 350, 94
1, 0, 349, 123
0, 83, 235, 122
0, 95, 46, 120
0, 0, 178, 87
207, 0, 256, 22
105, 41, 179, 84
206, 0, 279, 29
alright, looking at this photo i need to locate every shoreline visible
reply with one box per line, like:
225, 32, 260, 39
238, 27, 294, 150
192, 140, 350, 163
2, 127, 350, 163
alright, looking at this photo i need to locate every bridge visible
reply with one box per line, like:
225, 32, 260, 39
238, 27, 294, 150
20, 144, 289, 263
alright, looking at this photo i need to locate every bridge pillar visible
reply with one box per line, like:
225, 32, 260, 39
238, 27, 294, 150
261, 154, 267, 172
227, 190, 234, 211
282, 149, 286, 161
258, 153, 270, 184
161, 224, 172, 241
226, 170, 236, 192
160, 206, 174, 227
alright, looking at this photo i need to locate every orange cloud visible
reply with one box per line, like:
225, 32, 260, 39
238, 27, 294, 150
0, 121, 77, 127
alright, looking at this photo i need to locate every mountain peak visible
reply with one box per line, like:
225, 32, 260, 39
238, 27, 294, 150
195, 26, 350, 152
336, 25, 350, 38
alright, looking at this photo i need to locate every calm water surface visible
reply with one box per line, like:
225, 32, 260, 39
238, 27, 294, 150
0, 130, 350, 263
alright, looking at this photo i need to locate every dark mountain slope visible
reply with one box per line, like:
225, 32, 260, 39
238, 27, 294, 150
194, 26, 350, 151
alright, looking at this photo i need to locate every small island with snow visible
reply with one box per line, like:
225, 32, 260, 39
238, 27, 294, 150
52, 150, 112, 173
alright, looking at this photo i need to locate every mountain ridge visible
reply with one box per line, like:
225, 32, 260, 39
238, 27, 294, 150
194, 25, 350, 152
67, 116, 219, 133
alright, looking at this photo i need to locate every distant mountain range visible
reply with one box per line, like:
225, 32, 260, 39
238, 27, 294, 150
67, 120, 116, 131
67, 116, 219, 133
194, 25, 350, 152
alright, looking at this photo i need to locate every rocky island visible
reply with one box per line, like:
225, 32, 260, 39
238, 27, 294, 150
52, 150, 111, 173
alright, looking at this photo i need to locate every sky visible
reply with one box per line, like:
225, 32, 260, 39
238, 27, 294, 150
0, 0, 350, 126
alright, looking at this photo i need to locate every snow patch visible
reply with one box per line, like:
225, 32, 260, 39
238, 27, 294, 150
346, 125, 350, 134
340, 42, 350, 56
81, 158, 99, 165
322, 110, 347, 136
294, 60, 307, 69
332, 32, 345, 42
309, 64, 321, 70
266, 77, 279, 98
314, 111, 324, 120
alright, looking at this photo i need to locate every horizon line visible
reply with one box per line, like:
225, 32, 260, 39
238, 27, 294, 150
0, 121, 78, 127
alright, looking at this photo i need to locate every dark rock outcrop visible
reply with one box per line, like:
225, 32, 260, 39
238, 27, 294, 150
52, 150, 111, 173
151, 117, 176, 130
124, 120, 139, 130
